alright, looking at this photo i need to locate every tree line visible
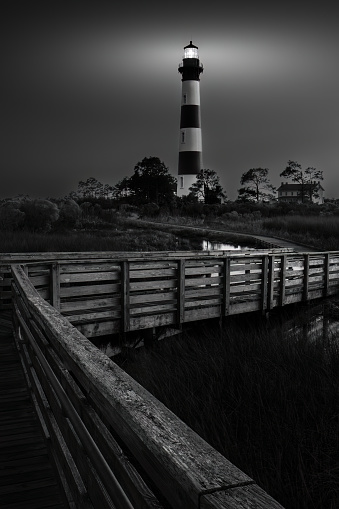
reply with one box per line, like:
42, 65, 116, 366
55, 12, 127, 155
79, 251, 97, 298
69, 157, 325, 205
0, 157, 327, 233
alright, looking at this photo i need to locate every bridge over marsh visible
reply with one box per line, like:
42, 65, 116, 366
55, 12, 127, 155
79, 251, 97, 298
1, 247, 339, 508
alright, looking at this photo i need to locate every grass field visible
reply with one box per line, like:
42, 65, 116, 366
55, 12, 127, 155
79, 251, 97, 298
118, 310, 339, 509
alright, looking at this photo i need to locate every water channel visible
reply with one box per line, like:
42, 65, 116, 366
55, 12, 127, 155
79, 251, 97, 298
202, 239, 255, 251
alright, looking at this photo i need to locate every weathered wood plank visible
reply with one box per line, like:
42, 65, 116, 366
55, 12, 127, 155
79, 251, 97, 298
60, 272, 120, 283
185, 287, 222, 299
177, 259, 185, 325
130, 291, 176, 305
129, 312, 176, 330
130, 304, 177, 316
60, 283, 120, 298
59, 263, 121, 274
26, 275, 50, 286
50, 263, 60, 311
185, 306, 221, 322
227, 272, 262, 283
185, 265, 223, 276
303, 254, 309, 301
129, 280, 177, 291
324, 253, 330, 296
66, 310, 121, 323
129, 268, 177, 278
121, 261, 130, 333
76, 321, 121, 337
185, 276, 222, 287
60, 296, 121, 312
200, 483, 284, 508
230, 283, 262, 293
185, 297, 221, 309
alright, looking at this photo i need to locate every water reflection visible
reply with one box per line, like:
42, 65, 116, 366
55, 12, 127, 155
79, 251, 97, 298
275, 299, 339, 344
92, 299, 339, 360
202, 240, 243, 251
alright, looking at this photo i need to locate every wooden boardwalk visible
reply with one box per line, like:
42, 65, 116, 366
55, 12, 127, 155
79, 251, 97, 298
0, 312, 66, 509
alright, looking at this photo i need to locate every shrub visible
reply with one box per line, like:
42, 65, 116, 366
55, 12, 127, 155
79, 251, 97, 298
0, 201, 25, 230
20, 199, 59, 233
55, 199, 81, 229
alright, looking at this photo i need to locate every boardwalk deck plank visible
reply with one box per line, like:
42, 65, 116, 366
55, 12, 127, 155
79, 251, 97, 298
0, 315, 67, 509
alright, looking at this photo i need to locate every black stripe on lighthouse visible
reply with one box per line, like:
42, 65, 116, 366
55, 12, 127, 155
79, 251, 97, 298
180, 105, 200, 128
178, 152, 202, 175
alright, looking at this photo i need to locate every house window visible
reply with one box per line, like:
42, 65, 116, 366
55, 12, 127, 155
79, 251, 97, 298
181, 130, 185, 143
183, 93, 187, 104
180, 176, 184, 188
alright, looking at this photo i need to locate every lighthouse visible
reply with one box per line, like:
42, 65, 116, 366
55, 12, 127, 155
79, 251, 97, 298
177, 41, 203, 197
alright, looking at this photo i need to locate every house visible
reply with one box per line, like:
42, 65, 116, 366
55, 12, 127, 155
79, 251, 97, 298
277, 181, 324, 204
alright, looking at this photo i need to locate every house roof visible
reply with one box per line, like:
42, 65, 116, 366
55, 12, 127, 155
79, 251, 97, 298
277, 182, 324, 192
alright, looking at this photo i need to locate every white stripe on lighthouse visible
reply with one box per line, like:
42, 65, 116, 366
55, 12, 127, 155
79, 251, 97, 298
181, 81, 201, 105
179, 127, 202, 152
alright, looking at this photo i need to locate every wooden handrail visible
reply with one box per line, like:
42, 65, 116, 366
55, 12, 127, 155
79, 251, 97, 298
11, 263, 284, 508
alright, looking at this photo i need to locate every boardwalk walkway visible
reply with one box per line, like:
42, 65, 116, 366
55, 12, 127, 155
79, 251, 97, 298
0, 312, 66, 509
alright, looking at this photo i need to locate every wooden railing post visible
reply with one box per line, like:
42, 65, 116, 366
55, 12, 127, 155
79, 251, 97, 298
268, 255, 275, 311
177, 259, 185, 325
324, 253, 330, 297
261, 255, 269, 313
279, 255, 286, 307
50, 262, 60, 310
303, 254, 310, 302
121, 261, 130, 333
223, 257, 231, 316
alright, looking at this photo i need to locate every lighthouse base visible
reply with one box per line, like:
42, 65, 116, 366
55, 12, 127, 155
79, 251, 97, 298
177, 174, 198, 197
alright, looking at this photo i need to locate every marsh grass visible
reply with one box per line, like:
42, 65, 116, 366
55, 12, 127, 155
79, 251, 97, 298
261, 216, 339, 250
118, 314, 339, 509
151, 214, 339, 251
0, 228, 191, 253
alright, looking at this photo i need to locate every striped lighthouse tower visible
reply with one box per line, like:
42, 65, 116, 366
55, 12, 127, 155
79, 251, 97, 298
177, 41, 203, 197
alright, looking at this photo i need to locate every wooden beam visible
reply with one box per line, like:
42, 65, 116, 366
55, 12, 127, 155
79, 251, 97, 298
268, 255, 275, 311
223, 257, 231, 316
50, 263, 60, 311
261, 256, 269, 313
177, 259, 185, 325
279, 255, 286, 307
324, 253, 330, 296
303, 254, 310, 301
121, 261, 130, 333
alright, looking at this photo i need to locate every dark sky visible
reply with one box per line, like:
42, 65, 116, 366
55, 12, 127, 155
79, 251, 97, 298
2, 2, 339, 200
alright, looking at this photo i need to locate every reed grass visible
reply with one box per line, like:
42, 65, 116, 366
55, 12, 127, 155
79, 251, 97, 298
0, 229, 191, 253
260, 215, 339, 251
119, 314, 339, 509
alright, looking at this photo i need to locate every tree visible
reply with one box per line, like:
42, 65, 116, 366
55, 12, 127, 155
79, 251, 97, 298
188, 169, 226, 204
112, 177, 132, 200
78, 177, 104, 198
280, 160, 324, 203
238, 168, 276, 202
115, 157, 176, 206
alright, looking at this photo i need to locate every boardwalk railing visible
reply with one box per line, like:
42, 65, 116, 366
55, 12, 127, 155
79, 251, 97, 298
4, 250, 339, 338
11, 263, 284, 509
4, 249, 339, 508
